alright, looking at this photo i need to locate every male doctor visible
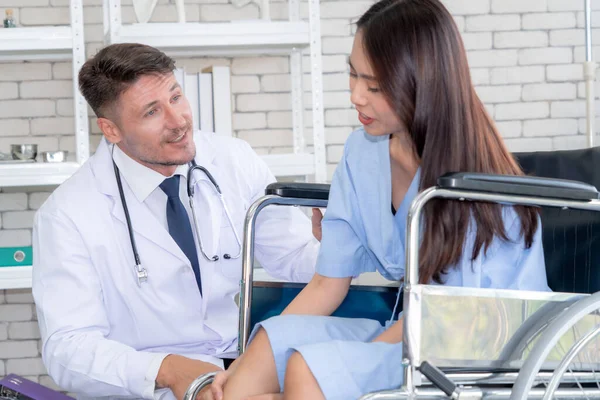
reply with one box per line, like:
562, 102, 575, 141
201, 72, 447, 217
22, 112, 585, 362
32, 43, 320, 400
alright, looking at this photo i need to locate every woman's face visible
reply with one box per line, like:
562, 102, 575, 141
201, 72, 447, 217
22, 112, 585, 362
349, 30, 405, 137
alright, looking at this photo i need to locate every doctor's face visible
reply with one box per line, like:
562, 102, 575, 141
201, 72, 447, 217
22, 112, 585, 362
104, 72, 195, 176
349, 31, 405, 137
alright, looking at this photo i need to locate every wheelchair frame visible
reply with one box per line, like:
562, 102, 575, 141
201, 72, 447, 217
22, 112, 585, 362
184, 173, 600, 400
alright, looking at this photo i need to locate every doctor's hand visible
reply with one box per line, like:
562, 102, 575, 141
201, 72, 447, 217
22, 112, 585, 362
156, 354, 223, 400
311, 208, 323, 242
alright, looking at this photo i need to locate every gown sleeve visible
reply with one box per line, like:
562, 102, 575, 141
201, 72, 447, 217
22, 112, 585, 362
316, 142, 377, 278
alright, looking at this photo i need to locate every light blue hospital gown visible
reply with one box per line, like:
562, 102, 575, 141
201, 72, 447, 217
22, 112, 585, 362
249, 128, 551, 399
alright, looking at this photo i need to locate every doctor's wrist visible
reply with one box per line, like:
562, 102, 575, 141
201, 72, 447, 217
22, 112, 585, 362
156, 354, 176, 389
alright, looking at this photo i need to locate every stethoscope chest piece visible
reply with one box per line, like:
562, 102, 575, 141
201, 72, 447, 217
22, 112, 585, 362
187, 160, 243, 262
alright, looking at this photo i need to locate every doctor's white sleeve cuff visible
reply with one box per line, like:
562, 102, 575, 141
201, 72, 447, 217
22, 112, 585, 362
145, 352, 170, 399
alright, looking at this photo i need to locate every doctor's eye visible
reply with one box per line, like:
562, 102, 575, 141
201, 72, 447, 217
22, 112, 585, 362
172, 95, 181, 103
145, 108, 158, 117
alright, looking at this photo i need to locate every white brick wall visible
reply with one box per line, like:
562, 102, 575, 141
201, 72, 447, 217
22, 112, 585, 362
0, 0, 598, 393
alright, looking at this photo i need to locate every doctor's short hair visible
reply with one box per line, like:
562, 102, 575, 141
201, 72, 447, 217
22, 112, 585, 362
78, 43, 176, 119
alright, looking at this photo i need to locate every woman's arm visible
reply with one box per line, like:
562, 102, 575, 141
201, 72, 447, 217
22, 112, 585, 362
372, 319, 404, 344
283, 273, 352, 316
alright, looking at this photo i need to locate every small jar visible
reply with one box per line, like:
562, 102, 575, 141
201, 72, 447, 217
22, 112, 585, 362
3, 9, 16, 28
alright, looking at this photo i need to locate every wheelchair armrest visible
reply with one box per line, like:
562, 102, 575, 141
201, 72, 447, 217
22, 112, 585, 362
265, 182, 330, 200
437, 172, 600, 201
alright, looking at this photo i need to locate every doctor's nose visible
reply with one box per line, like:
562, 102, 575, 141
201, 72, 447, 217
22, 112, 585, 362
164, 105, 188, 130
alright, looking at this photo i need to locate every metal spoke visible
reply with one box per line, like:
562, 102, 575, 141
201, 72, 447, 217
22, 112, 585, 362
569, 365, 590, 400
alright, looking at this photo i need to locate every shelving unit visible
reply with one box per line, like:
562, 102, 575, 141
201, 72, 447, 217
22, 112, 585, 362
0, 0, 89, 288
0, 162, 81, 187
103, 0, 327, 181
0, 0, 89, 172
110, 21, 311, 57
0, 266, 31, 290
2, 266, 394, 290
0, 0, 327, 288
0, 26, 72, 61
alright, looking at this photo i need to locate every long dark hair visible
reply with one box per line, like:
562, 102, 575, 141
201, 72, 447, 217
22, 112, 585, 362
357, 0, 539, 284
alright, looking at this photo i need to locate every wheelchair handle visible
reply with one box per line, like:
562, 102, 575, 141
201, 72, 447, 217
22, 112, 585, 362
419, 361, 457, 397
265, 182, 330, 200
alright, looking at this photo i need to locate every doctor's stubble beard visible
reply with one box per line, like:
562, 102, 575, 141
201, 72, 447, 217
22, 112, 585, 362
139, 120, 196, 167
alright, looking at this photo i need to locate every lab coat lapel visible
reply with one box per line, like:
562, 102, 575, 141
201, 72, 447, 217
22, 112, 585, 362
91, 139, 193, 266
110, 190, 192, 265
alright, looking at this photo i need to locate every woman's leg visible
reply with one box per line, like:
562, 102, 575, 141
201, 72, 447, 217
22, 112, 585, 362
282, 352, 325, 400
224, 315, 384, 399
289, 340, 405, 400
247, 395, 283, 400
223, 327, 280, 400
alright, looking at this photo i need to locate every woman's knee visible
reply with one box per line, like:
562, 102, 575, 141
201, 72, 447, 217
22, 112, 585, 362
284, 352, 324, 400
285, 352, 319, 388
284, 352, 311, 389
286, 352, 308, 374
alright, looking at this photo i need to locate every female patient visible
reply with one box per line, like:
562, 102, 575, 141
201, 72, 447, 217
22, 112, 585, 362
212, 0, 550, 398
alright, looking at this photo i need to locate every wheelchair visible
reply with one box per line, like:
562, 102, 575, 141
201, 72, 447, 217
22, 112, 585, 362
184, 146, 600, 400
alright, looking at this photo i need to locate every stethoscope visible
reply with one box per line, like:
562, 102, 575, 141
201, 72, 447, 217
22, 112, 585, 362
112, 149, 243, 286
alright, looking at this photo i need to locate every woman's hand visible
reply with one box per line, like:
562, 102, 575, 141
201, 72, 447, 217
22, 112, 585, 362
372, 319, 404, 344
209, 366, 234, 400
311, 208, 323, 242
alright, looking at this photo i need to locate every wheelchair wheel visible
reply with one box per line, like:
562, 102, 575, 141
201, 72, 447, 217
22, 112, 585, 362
510, 291, 600, 400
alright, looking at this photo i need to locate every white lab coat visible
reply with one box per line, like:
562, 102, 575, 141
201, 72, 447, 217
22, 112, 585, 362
32, 131, 319, 399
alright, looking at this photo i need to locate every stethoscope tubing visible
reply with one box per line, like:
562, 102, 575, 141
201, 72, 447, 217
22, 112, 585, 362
112, 150, 242, 285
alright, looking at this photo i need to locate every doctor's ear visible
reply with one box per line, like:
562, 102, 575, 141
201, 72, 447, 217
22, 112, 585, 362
97, 117, 122, 144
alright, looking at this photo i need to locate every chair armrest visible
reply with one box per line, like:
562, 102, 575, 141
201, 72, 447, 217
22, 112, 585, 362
437, 172, 599, 201
265, 182, 330, 200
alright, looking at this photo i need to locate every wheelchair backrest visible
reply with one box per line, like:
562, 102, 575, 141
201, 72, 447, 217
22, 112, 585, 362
250, 281, 398, 327
515, 147, 600, 294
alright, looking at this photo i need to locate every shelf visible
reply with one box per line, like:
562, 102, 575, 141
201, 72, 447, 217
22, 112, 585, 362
0, 162, 80, 187
0, 155, 310, 186
262, 153, 315, 177
0, 26, 74, 61
0, 153, 312, 185
109, 21, 310, 56
0, 266, 32, 290
0, 267, 393, 291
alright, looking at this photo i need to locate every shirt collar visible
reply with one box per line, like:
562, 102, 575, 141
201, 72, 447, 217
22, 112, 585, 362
111, 144, 189, 203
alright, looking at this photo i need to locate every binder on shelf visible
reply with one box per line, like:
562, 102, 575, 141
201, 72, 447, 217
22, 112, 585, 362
199, 71, 214, 133
203, 66, 232, 137
175, 66, 232, 136
183, 72, 200, 131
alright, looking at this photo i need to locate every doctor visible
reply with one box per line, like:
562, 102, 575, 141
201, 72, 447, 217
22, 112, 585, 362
31, 43, 320, 400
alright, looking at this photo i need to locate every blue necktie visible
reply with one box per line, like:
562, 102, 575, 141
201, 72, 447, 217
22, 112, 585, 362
160, 175, 202, 295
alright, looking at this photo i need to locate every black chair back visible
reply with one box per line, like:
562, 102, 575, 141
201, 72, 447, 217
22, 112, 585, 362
515, 147, 600, 294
